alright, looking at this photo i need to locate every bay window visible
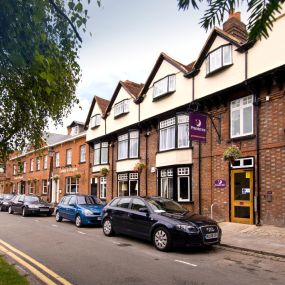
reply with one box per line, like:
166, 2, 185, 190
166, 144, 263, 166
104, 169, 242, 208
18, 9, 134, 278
118, 131, 139, 160
231, 95, 253, 138
114, 99, 130, 117
159, 114, 189, 151
206, 45, 232, 75
153, 74, 176, 99
94, 142, 108, 165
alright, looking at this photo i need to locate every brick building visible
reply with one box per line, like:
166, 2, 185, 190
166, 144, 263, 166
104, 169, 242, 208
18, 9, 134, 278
8, 121, 90, 203
85, 9, 285, 226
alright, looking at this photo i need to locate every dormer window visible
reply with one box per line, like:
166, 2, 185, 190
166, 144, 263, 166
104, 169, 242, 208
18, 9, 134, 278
90, 114, 101, 128
71, 125, 79, 135
114, 99, 129, 118
206, 44, 232, 75
153, 74, 176, 100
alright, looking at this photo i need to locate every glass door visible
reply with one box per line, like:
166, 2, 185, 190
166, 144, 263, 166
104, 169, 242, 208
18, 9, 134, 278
231, 170, 254, 224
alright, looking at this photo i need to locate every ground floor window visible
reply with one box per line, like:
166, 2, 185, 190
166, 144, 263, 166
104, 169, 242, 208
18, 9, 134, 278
28, 181, 35, 194
118, 172, 139, 196
157, 166, 192, 202
42, 179, 48, 195
66, 177, 79, 194
100, 177, 107, 199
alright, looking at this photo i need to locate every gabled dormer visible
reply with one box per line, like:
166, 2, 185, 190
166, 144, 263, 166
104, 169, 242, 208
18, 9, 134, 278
67, 121, 85, 136
137, 52, 193, 121
85, 96, 109, 142
105, 80, 143, 134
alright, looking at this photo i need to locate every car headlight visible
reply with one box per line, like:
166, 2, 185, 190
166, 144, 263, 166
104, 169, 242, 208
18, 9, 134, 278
3, 202, 9, 205
176, 224, 199, 233
83, 209, 93, 216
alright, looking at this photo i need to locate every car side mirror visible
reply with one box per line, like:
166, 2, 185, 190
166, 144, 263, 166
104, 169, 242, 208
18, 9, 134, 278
69, 203, 76, 207
139, 207, 149, 214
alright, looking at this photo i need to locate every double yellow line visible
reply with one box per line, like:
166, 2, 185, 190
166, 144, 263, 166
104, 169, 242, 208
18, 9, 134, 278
0, 239, 72, 285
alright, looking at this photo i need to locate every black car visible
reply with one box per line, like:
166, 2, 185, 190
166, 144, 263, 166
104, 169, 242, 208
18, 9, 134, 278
8, 194, 54, 217
102, 196, 222, 251
0, 194, 15, 211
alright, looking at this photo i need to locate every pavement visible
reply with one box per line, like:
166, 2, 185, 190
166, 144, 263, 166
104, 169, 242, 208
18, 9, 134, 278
219, 222, 285, 258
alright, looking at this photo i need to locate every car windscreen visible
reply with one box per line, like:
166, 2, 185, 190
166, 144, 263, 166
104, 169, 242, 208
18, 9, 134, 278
25, 196, 41, 203
3, 194, 14, 200
77, 196, 103, 205
147, 198, 186, 214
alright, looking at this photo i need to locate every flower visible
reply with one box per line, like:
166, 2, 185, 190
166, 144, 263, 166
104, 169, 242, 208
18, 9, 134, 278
223, 146, 241, 162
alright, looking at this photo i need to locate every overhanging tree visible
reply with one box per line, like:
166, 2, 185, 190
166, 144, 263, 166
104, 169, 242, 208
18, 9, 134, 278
177, 0, 284, 41
0, 0, 99, 162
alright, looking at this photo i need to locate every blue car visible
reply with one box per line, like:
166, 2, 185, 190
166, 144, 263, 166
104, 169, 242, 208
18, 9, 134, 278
55, 195, 104, 227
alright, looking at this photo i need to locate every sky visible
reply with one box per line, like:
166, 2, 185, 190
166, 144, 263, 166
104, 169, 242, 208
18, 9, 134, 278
49, 0, 249, 134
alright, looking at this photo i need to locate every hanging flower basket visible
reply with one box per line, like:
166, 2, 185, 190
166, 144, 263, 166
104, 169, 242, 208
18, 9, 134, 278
53, 174, 59, 181
223, 146, 241, 163
100, 167, 109, 176
73, 174, 81, 179
33, 179, 38, 183
134, 162, 146, 174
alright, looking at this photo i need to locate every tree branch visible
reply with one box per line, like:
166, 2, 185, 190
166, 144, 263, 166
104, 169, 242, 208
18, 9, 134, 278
48, 0, 82, 43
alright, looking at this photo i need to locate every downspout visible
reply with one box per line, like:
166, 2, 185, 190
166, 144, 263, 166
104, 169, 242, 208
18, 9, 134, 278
145, 132, 149, 196
198, 142, 202, 215
111, 142, 114, 199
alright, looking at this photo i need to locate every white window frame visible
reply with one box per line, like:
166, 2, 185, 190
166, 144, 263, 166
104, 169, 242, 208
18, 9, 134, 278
29, 182, 35, 194
206, 45, 232, 75
230, 95, 254, 138
55, 152, 60, 168
71, 125, 79, 135
114, 99, 130, 117
117, 172, 138, 196
36, 157, 40, 171
23, 162, 26, 173
43, 155, 48, 169
30, 159, 34, 172
90, 114, 101, 128
80, 145, 86, 163
100, 177, 107, 199
93, 142, 108, 165
13, 165, 17, 175
177, 167, 190, 202
42, 179, 48, 194
153, 74, 176, 99
66, 149, 72, 166
65, 177, 79, 194
118, 131, 139, 160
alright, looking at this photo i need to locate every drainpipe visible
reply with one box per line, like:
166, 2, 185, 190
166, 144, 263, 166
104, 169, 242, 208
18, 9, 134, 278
198, 142, 202, 215
111, 142, 114, 199
144, 131, 149, 196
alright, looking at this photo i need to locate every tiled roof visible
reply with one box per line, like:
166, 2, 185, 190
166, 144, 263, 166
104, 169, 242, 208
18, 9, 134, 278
67, 121, 85, 128
121, 80, 144, 99
43, 133, 70, 145
94, 96, 110, 113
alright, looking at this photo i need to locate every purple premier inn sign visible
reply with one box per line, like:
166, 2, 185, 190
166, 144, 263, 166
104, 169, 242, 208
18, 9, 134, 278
189, 112, 207, 142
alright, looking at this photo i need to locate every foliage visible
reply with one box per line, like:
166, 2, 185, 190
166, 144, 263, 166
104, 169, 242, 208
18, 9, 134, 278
73, 173, 81, 179
0, 0, 100, 162
223, 145, 241, 162
177, 0, 284, 41
52, 174, 60, 180
0, 256, 29, 285
100, 167, 109, 176
134, 162, 146, 174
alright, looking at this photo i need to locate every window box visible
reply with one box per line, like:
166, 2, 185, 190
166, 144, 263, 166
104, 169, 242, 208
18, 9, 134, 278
153, 74, 176, 100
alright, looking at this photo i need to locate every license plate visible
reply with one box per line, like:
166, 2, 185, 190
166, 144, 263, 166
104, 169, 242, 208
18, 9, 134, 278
205, 232, 218, 239
40, 208, 49, 212
97, 217, 102, 220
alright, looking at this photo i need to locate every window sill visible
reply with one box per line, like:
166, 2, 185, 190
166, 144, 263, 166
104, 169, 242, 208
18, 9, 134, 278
152, 91, 175, 102
116, 157, 141, 162
205, 64, 233, 78
79, 161, 86, 164
91, 125, 100, 130
178, 201, 194, 204
157, 147, 193, 154
227, 134, 256, 143
114, 111, 129, 119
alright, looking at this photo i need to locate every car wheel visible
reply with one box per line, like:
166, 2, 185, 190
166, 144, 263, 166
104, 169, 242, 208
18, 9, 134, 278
8, 206, 13, 214
22, 207, 27, 217
153, 227, 171, 252
55, 211, 62, 222
75, 215, 82, 227
103, 218, 114, 236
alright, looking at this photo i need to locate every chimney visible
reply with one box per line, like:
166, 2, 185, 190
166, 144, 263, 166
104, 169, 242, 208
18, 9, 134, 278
223, 11, 248, 43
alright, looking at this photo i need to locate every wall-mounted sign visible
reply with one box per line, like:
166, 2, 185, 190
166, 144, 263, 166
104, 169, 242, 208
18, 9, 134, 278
60, 167, 78, 174
189, 112, 207, 142
214, 179, 226, 187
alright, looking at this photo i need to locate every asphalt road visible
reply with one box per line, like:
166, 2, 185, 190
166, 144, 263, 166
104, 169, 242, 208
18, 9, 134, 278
0, 212, 285, 285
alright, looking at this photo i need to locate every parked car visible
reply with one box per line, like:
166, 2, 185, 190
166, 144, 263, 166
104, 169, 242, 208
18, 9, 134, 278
0, 194, 15, 211
55, 194, 105, 227
102, 196, 222, 251
8, 195, 54, 217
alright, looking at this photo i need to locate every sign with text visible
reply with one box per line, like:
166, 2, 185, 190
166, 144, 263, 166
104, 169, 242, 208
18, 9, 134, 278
214, 179, 226, 187
189, 112, 207, 142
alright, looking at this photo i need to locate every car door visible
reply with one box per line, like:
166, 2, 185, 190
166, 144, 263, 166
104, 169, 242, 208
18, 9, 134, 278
14, 195, 24, 213
59, 196, 71, 219
111, 197, 132, 234
67, 196, 77, 221
128, 198, 153, 239
11, 195, 20, 212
